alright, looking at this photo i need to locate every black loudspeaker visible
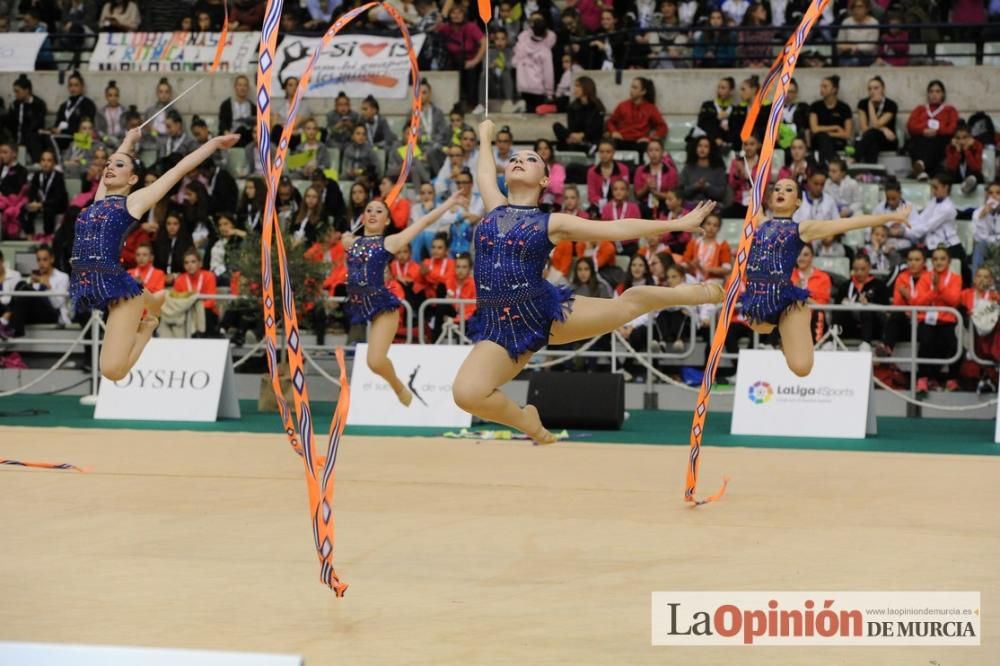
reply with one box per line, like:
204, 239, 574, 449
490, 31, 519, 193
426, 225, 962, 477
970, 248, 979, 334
527, 372, 625, 430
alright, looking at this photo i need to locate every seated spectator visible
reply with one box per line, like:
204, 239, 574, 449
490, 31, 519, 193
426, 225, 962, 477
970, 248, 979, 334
634, 138, 679, 220
906, 174, 964, 272
874, 11, 909, 66
388, 242, 423, 315
128, 243, 166, 294
918, 247, 963, 392
289, 186, 328, 248
290, 118, 331, 180
49, 71, 97, 153
513, 12, 555, 113
218, 74, 255, 148
421, 232, 457, 339
442, 170, 483, 256
790, 244, 832, 341
727, 75, 769, 152
862, 225, 903, 276
158, 110, 198, 163
95, 81, 128, 147
655, 264, 696, 349
906, 80, 958, 181
854, 76, 899, 164
448, 252, 477, 323
658, 189, 692, 253
487, 28, 516, 111
154, 210, 194, 286
69, 147, 108, 210
99, 0, 141, 32
571, 256, 612, 298
493, 127, 515, 169
647, 251, 674, 286
416, 81, 450, 173
694, 76, 736, 151
360, 95, 397, 149
638, 230, 670, 260
574, 239, 616, 270
815, 234, 847, 258
721, 0, 750, 23
198, 158, 238, 219
20, 149, 67, 238
824, 158, 862, 217
388, 119, 432, 187
834, 254, 889, 350
373, 176, 409, 236
5, 75, 48, 163
646, 0, 693, 70
180, 181, 216, 258
680, 213, 732, 283
723, 133, 764, 218
62, 117, 103, 179
872, 179, 912, 252
794, 171, 839, 223
7, 245, 71, 336
738, 2, 773, 67
586, 140, 630, 214
554, 54, 583, 111
325, 92, 361, 150
208, 213, 245, 287
693, 10, 736, 67
605, 77, 668, 151
553, 74, 606, 155
961, 265, 1000, 393
601, 178, 641, 254
560, 184, 588, 219
342, 125, 379, 185
588, 9, 631, 70
62, 0, 99, 35
0, 249, 22, 339
615, 254, 654, 296
346, 182, 369, 231
679, 136, 726, 204
269, 77, 297, 130
809, 75, 853, 166
778, 137, 818, 188
144, 78, 173, 137
885, 246, 926, 349
173, 247, 219, 334
535, 139, 566, 210
836, 0, 879, 66
943, 122, 984, 195
0, 142, 29, 239
972, 181, 1000, 274
236, 176, 265, 234
778, 78, 811, 149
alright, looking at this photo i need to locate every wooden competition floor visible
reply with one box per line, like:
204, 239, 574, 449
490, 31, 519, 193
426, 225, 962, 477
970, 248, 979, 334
1, 427, 998, 665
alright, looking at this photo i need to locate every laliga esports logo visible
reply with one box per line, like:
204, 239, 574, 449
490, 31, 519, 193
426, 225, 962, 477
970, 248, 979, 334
747, 381, 774, 404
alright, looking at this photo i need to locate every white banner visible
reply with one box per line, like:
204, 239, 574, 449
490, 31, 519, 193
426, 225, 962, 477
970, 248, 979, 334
652, 591, 981, 646
731, 350, 873, 439
0, 34, 47, 72
88, 32, 260, 72
95, 339, 240, 422
348, 343, 471, 427
271, 33, 425, 99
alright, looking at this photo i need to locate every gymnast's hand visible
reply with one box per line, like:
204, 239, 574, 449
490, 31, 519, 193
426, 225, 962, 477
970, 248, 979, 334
478, 119, 496, 143
125, 127, 142, 147
888, 203, 912, 226
447, 191, 469, 209
211, 134, 242, 151
675, 200, 717, 232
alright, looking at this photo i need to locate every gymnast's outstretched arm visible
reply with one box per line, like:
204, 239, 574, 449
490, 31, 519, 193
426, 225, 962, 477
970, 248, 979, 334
798, 204, 912, 243
476, 119, 507, 212
548, 200, 717, 244
384, 191, 468, 255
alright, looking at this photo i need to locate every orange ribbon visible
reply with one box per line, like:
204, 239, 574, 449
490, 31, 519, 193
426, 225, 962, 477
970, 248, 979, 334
685, 0, 833, 506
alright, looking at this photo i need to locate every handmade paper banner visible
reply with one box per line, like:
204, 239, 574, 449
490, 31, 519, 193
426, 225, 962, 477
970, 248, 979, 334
89, 31, 259, 72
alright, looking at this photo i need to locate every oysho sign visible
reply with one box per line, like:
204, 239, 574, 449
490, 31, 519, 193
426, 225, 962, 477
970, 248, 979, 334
95, 339, 240, 422
271, 33, 426, 99
348, 343, 472, 427
731, 350, 874, 439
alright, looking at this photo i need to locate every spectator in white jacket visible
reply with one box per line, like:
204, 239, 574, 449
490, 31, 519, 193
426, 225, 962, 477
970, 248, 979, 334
512, 14, 555, 113
972, 181, 1000, 273
824, 158, 863, 217
906, 175, 963, 272
793, 171, 839, 223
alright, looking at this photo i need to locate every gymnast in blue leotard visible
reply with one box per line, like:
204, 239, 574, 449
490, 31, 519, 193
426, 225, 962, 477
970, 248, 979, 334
341, 190, 466, 406
740, 178, 912, 377
70, 127, 239, 381
451, 119, 725, 444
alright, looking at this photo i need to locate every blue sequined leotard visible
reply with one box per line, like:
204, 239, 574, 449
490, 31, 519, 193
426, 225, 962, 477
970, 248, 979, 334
467, 205, 574, 360
739, 217, 811, 325
345, 235, 401, 325
69, 195, 144, 311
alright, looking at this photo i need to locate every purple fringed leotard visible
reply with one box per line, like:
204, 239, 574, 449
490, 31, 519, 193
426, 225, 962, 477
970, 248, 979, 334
69, 195, 144, 311
467, 204, 574, 360
345, 234, 401, 325
739, 217, 811, 325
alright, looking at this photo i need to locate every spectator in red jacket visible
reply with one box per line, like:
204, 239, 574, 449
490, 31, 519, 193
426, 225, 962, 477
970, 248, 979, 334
906, 80, 959, 181
606, 77, 667, 151
961, 265, 1000, 393
943, 122, 984, 195
586, 139, 630, 214
448, 252, 477, 322
915, 247, 963, 392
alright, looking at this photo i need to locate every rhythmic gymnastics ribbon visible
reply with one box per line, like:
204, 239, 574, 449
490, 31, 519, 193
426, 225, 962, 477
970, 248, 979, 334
256, 0, 422, 594
685, 0, 832, 506
0, 459, 87, 472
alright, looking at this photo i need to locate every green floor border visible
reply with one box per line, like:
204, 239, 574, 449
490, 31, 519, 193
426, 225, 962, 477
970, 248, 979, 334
0, 395, 996, 457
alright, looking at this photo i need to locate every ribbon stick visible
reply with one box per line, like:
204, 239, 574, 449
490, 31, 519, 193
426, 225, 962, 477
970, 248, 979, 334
138, 79, 205, 131
1, 459, 87, 472
256, 0, 422, 593
685, 0, 832, 506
